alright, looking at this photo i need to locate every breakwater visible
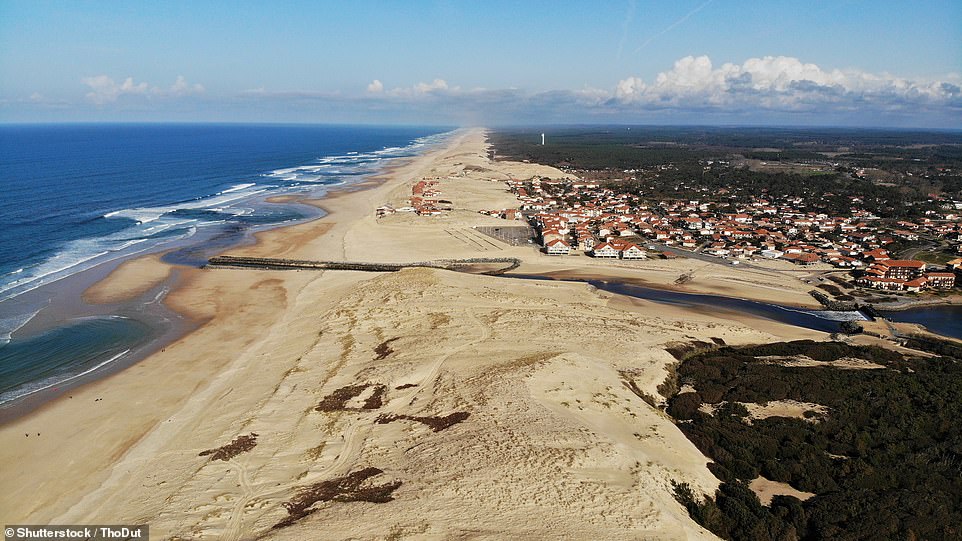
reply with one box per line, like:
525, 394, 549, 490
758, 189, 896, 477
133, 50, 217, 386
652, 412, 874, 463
206, 255, 521, 275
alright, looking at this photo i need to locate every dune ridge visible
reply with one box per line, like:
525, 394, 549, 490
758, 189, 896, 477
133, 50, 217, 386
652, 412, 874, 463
1, 129, 832, 539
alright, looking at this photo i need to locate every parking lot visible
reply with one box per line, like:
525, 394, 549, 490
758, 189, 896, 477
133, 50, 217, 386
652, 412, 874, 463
475, 225, 535, 246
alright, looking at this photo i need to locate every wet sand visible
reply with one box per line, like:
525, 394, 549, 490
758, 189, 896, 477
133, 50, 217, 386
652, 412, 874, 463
1, 128, 881, 539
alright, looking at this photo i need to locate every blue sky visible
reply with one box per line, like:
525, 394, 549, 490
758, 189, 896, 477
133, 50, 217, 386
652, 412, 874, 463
1, 0, 960, 127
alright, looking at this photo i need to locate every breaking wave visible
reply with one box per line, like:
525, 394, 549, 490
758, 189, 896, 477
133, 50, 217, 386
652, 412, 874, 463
0, 130, 454, 305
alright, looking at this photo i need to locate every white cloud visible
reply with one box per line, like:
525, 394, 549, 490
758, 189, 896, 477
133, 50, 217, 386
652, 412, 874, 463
349, 57, 957, 124
414, 78, 449, 93
82, 75, 149, 104
615, 55, 961, 112
82, 75, 204, 104
615, 76, 646, 99
234, 58, 959, 126
363, 78, 460, 98
169, 75, 205, 97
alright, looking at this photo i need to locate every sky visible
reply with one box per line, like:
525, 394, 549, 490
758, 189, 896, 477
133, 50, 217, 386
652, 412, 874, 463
1, 0, 960, 127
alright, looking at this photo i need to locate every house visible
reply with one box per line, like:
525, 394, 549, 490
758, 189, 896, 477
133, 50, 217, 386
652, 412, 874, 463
864, 260, 926, 280
761, 249, 784, 259
545, 239, 571, 255
925, 272, 956, 289
708, 245, 730, 257
541, 230, 564, 245
857, 276, 906, 291
784, 252, 820, 265
592, 242, 619, 258
621, 244, 647, 260
863, 249, 891, 262
904, 277, 928, 292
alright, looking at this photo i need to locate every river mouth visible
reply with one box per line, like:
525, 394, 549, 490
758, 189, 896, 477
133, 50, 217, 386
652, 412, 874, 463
881, 305, 962, 341
503, 273, 867, 335
505, 272, 962, 342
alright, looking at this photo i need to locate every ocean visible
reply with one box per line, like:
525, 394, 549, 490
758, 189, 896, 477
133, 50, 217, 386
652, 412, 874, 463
0, 123, 451, 407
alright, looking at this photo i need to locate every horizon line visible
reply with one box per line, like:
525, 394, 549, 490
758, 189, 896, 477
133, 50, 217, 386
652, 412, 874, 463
1, 120, 960, 133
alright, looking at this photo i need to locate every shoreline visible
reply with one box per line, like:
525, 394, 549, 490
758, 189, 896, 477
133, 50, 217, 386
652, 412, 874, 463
871, 294, 962, 312
0, 129, 471, 526
0, 134, 454, 420
0, 128, 941, 538
6, 119, 918, 421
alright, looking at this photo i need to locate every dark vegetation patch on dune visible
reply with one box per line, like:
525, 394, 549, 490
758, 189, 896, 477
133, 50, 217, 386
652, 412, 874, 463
375, 412, 470, 432
362, 384, 388, 410
375, 338, 399, 361
315, 383, 386, 412
199, 433, 258, 461
273, 467, 401, 529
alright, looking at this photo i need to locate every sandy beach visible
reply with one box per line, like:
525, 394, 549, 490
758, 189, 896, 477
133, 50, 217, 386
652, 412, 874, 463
1, 129, 864, 539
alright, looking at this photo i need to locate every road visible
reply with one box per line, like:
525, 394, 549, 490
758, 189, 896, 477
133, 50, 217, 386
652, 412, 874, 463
645, 241, 772, 272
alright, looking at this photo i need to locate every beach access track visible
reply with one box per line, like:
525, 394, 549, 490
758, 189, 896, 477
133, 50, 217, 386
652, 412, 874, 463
205, 255, 521, 275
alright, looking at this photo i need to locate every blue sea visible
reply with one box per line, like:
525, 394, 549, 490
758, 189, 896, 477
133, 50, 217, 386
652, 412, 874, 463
0, 124, 451, 407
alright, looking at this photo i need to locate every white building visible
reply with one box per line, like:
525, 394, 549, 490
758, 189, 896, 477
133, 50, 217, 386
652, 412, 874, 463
592, 242, 619, 258
621, 244, 647, 260
545, 239, 571, 255
761, 249, 785, 259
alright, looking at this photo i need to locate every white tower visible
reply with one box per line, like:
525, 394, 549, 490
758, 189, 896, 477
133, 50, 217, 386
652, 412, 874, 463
541, 133, 545, 145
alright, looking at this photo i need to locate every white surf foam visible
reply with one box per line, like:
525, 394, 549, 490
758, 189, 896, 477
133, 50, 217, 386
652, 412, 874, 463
813, 310, 870, 322
0, 248, 110, 301
0, 308, 42, 344
220, 183, 256, 194
1, 128, 458, 305
774, 305, 869, 321
104, 208, 166, 224
0, 348, 131, 405
0, 212, 206, 302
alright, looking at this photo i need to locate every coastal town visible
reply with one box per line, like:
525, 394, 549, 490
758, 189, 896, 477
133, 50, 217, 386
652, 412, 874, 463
499, 174, 961, 293
6, 127, 962, 541
6, 0, 962, 537
378, 150, 962, 297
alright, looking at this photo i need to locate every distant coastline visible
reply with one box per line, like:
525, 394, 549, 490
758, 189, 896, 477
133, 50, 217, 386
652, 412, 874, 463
2, 127, 959, 538
0, 125, 453, 416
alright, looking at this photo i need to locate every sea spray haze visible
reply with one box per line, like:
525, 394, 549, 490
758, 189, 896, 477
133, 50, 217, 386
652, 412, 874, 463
0, 123, 451, 404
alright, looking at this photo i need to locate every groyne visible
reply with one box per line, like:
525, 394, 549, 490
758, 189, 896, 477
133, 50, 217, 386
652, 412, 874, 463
206, 255, 521, 275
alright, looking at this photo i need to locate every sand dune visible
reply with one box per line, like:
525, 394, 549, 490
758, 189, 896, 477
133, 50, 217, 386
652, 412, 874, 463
1, 129, 837, 539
